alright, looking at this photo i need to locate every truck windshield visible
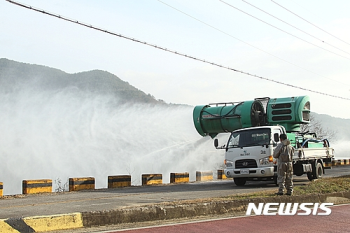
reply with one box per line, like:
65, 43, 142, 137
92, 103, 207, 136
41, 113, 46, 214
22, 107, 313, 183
227, 128, 271, 148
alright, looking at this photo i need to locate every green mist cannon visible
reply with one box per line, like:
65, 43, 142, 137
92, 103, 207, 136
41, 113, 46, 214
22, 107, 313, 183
193, 96, 310, 138
266, 96, 310, 132
193, 100, 266, 138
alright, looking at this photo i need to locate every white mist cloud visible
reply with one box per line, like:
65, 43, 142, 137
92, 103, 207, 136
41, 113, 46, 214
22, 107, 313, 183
0, 83, 224, 195
332, 141, 350, 159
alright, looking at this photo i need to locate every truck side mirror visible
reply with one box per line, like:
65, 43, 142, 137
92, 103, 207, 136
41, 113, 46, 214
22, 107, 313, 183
270, 139, 277, 147
214, 139, 218, 148
274, 133, 279, 143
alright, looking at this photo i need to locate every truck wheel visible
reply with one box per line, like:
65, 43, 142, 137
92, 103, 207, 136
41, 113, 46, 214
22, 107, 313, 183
314, 162, 323, 179
273, 176, 278, 186
234, 178, 246, 186
307, 172, 313, 181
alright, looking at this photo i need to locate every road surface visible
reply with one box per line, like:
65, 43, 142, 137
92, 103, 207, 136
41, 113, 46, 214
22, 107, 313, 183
0, 166, 349, 219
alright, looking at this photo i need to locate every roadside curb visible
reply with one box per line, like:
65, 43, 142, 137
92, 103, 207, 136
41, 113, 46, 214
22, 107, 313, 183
1, 191, 349, 232
0, 213, 83, 233
81, 191, 350, 227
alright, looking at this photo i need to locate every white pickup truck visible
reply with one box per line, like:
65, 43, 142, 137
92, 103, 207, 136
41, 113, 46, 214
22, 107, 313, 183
215, 125, 334, 186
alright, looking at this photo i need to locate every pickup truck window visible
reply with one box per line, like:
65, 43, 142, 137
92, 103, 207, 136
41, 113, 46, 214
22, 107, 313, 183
228, 128, 271, 148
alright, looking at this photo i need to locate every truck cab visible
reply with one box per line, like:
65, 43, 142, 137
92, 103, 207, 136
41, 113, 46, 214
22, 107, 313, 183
219, 126, 284, 186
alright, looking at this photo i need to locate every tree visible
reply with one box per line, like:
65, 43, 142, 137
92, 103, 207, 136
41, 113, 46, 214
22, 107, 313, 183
300, 113, 336, 141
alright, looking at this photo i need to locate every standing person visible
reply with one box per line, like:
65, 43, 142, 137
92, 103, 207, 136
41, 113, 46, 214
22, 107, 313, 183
273, 133, 295, 195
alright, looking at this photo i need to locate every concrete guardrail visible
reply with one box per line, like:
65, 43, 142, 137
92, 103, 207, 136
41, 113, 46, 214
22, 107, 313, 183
22, 179, 52, 194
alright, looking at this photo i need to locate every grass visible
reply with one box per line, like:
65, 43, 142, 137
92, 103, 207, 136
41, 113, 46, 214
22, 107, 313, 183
294, 175, 350, 195
224, 175, 350, 200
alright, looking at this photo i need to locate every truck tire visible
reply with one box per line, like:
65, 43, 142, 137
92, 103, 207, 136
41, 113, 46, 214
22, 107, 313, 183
308, 162, 323, 181
307, 172, 313, 181
314, 162, 323, 179
273, 175, 278, 186
234, 178, 246, 186
293, 163, 304, 176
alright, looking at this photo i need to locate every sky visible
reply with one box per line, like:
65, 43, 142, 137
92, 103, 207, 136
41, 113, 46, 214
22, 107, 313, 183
1, 0, 350, 119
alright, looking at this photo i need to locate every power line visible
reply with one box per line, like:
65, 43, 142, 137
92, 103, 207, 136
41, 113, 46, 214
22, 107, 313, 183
242, 0, 350, 57
271, 0, 350, 47
157, 0, 350, 87
219, 0, 350, 61
5, 0, 350, 101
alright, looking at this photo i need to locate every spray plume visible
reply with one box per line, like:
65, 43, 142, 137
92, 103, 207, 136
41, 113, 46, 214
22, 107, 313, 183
0, 80, 224, 195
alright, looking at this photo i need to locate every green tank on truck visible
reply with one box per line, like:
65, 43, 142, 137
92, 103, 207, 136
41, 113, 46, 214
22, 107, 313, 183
193, 96, 334, 186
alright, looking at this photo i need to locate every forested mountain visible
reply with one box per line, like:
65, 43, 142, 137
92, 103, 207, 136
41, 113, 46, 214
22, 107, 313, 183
311, 112, 350, 141
0, 58, 163, 104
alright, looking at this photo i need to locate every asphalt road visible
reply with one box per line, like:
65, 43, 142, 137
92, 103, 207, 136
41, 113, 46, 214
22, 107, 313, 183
0, 166, 349, 219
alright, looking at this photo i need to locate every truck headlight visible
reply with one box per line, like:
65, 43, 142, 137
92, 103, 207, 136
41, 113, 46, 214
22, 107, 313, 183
224, 159, 233, 168
259, 156, 273, 165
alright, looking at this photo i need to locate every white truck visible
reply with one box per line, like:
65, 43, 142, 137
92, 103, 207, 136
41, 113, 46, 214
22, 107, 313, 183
214, 125, 334, 186
193, 95, 334, 186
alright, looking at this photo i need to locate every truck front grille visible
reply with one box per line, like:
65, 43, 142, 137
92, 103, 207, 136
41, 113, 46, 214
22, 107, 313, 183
235, 159, 257, 168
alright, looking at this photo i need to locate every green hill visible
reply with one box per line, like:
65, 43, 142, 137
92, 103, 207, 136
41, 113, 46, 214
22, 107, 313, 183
0, 58, 164, 104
